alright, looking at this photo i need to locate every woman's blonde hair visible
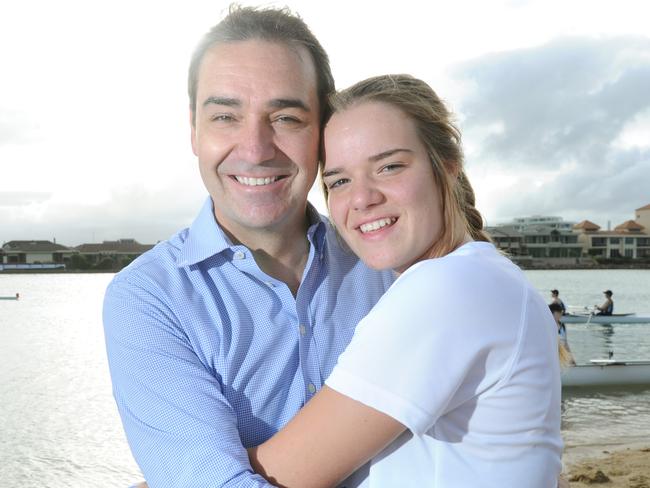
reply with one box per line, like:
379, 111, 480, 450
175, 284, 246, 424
558, 342, 575, 369
322, 74, 491, 258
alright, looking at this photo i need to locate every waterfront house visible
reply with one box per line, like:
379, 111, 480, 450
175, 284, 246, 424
1, 240, 75, 266
75, 238, 154, 268
486, 216, 584, 266
636, 204, 650, 231
574, 219, 650, 259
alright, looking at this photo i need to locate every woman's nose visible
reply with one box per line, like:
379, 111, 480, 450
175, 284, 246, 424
350, 179, 383, 211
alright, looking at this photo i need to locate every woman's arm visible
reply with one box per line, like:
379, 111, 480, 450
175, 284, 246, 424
248, 386, 405, 488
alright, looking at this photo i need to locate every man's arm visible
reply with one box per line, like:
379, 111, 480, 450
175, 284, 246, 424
248, 386, 405, 488
104, 276, 273, 488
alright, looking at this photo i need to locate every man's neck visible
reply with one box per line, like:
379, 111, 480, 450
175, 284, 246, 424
221, 217, 312, 297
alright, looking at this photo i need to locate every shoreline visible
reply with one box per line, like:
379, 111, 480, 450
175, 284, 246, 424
564, 444, 650, 487
2, 265, 650, 275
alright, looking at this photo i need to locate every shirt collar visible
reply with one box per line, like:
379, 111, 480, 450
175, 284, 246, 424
177, 197, 328, 267
306, 202, 328, 253
176, 197, 232, 267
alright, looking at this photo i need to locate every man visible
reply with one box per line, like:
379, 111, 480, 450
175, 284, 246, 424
596, 289, 614, 315
550, 289, 566, 315
103, 6, 393, 487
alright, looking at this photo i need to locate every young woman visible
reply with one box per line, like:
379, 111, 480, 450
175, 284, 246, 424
249, 74, 563, 487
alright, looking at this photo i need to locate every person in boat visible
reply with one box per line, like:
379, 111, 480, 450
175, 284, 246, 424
596, 290, 614, 316
550, 289, 566, 314
549, 302, 576, 367
248, 74, 563, 487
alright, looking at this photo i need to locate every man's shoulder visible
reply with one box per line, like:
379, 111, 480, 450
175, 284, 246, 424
109, 227, 189, 289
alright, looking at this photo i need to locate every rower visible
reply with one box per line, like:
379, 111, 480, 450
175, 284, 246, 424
595, 290, 614, 316
550, 289, 566, 315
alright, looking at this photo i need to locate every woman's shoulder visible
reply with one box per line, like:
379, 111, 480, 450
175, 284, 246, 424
395, 241, 519, 294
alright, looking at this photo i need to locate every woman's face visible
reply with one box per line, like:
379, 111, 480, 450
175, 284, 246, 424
322, 101, 443, 273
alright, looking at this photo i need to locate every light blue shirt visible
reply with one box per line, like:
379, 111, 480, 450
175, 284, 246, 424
103, 197, 394, 487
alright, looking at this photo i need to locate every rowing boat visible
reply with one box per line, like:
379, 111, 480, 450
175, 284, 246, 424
562, 313, 650, 324
561, 359, 650, 387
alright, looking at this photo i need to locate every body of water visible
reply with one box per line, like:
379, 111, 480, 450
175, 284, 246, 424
1, 269, 649, 485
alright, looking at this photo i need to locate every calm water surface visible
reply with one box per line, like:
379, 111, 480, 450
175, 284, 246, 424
1, 269, 649, 485
1, 273, 141, 487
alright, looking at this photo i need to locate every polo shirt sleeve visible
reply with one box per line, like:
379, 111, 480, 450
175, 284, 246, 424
103, 274, 272, 488
326, 258, 512, 437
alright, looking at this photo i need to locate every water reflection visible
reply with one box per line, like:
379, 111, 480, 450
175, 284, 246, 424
562, 386, 650, 453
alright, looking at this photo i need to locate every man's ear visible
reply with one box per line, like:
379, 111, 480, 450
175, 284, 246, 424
190, 108, 198, 156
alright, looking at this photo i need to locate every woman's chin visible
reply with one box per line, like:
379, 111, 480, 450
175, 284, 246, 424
359, 255, 413, 274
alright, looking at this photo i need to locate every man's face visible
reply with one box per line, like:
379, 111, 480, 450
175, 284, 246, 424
191, 40, 320, 239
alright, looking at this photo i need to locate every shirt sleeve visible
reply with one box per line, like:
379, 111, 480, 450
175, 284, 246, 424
103, 275, 273, 488
326, 257, 517, 437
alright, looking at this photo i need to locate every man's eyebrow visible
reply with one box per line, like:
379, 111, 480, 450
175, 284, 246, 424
202, 96, 240, 108
268, 98, 310, 111
369, 148, 413, 162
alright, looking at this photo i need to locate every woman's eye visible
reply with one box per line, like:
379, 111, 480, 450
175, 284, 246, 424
380, 163, 403, 173
328, 178, 349, 189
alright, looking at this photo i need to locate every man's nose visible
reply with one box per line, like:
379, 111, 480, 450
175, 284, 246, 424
236, 119, 276, 163
351, 179, 383, 211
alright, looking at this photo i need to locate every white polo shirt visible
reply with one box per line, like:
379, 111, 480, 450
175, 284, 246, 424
327, 242, 562, 487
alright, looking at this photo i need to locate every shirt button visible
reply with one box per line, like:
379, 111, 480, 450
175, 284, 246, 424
299, 324, 306, 335
264, 281, 275, 288
233, 251, 245, 260
308, 383, 316, 394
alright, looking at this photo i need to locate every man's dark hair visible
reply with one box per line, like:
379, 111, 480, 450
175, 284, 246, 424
188, 5, 335, 125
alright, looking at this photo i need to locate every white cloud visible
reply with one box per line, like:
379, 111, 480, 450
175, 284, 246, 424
2, 0, 650, 244
613, 108, 650, 150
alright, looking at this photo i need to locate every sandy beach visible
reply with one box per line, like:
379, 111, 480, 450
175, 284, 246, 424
565, 446, 650, 487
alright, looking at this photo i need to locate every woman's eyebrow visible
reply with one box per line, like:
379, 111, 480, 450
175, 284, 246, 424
322, 148, 414, 178
322, 168, 341, 179
369, 148, 412, 162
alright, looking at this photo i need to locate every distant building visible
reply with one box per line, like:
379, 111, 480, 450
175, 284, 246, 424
636, 204, 650, 231
1, 238, 155, 272
486, 216, 583, 264
508, 215, 575, 232
1, 240, 75, 265
487, 207, 650, 264
75, 238, 154, 266
573, 217, 650, 259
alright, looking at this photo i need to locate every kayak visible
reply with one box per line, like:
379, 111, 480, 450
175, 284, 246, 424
562, 313, 650, 324
562, 359, 650, 387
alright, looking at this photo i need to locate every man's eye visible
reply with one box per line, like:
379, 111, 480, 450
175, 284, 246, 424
273, 115, 302, 124
210, 113, 235, 122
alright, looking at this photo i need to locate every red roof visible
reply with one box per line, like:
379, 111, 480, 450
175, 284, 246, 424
614, 220, 645, 232
573, 220, 600, 231
636, 203, 650, 211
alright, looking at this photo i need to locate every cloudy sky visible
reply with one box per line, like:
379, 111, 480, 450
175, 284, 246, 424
1, 0, 649, 246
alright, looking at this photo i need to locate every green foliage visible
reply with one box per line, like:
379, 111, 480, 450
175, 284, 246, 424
69, 254, 91, 270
